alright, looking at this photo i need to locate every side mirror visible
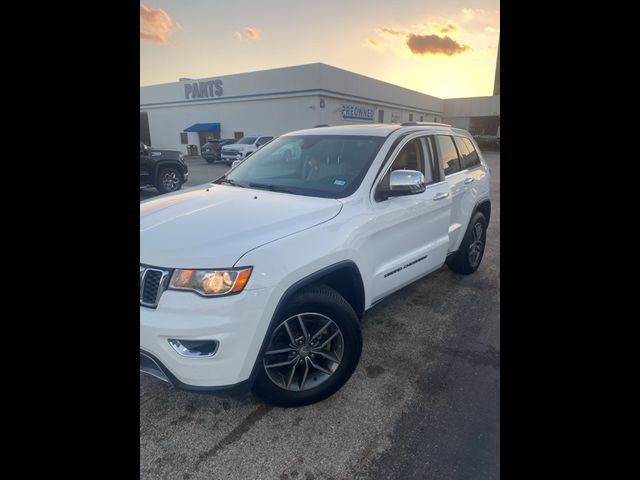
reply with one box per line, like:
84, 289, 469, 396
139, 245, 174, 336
376, 169, 426, 201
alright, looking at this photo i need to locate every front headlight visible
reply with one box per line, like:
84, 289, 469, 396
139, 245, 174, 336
168, 267, 252, 296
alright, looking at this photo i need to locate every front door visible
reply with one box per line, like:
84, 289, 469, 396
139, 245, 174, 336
362, 135, 452, 303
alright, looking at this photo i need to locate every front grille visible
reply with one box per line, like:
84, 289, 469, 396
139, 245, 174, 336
140, 266, 171, 308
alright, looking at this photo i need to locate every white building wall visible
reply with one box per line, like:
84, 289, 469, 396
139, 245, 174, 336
316, 96, 441, 126
443, 117, 471, 130
144, 95, 320, 153
443, 95, 500, 118
141, 63, 450, 152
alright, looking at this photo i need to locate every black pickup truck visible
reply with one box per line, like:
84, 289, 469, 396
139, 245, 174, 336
140, 142, 189, 194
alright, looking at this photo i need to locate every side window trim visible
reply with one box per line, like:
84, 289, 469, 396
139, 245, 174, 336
424, 135, 442, 183
449, 135, 463, 174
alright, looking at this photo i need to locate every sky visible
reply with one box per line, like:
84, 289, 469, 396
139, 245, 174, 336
140, 0, 499, 99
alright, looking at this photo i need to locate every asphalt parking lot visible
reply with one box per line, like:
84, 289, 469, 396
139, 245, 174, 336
140, 151, 500, 480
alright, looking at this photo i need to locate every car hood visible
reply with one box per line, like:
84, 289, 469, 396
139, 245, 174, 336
140, 184, 343, 268
148, 148, 181, 155
222, 144, 248, 151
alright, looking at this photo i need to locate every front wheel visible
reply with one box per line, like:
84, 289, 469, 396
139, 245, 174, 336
156, 167, 183, 194
446, 211, 488, 274
252, 285, 362, 407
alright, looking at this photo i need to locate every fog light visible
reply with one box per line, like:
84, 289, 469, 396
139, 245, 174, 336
169, 339, 219, 357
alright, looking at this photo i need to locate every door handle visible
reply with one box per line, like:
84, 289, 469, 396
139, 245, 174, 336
464, 177, 474, 184
433, 192, 450, 201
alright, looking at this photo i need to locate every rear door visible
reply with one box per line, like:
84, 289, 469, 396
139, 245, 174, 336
434, 135, 468, 252
365, 134, 452, 303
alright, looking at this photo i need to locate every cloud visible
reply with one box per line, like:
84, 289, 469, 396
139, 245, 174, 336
234, 27, 260, 41
440, 24, 457, 34
461, 8, 500, 31
379, 27, 405, 36
140, 4, 175, 44
406, 34, 470, 56
362, 38, 384, 49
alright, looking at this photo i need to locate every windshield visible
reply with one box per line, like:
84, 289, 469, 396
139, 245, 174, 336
216, 135, 385, 199
236, 137, 257, 145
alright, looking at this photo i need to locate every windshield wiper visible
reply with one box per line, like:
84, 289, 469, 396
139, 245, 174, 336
248, 182, 296, 194
218, 178, 246, 188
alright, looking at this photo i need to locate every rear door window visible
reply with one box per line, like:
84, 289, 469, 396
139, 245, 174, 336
454, 137, 481, 170
436, 135, 462, 176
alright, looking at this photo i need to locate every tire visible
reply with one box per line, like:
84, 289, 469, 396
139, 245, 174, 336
205, 158, 214, 164
252, 284, 362, 407
446, 211, 488, 274
156, 167, 183, 194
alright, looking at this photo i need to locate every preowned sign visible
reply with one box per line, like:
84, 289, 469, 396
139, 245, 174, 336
341, 104, 374, 121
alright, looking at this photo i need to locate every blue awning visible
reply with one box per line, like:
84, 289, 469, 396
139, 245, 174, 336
183, 122, 220, 133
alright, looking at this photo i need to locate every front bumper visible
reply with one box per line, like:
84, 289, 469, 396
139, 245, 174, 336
140, 286, 275, 391
201, 152, 221, 161
221, 152, 243, 161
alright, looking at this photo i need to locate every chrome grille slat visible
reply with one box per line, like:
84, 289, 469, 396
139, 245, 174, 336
140, 265, 171, 308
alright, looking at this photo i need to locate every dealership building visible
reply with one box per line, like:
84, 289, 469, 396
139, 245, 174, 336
140, 62, 500, 154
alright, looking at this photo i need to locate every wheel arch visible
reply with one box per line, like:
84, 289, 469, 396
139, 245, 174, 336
473, 199, 491, 225
154, 161, 186, 183
246, 260, 365, 389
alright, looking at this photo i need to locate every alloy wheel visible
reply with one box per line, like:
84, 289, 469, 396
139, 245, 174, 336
468, 222, 484, 267
263, 313, 344, 391
162, 171, 180, 191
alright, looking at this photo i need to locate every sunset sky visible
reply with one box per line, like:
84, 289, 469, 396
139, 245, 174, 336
140, 0, 499, 99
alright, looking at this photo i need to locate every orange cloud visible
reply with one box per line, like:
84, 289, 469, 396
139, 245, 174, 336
440, 24, 457, 34
235, 27, 260, 41
406, 34, 470, 56
140, 4, 175, 44
379, 27, 405, 36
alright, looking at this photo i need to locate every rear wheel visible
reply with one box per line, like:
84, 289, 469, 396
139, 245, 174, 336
156, 167, 183, 194
446, 211, 487, 274
252, 285, 362, 407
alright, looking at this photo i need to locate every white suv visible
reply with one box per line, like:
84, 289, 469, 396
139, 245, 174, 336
220, 135, 274, 165
140, 123, 491, 407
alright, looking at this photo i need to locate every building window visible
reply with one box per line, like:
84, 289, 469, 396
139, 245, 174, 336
420, 115, 424, 122
378, 109, 384, 123
434, 116, 438, 122
409, 113, 414, 122
180, 132, 188, 144
234, 131, 244, 140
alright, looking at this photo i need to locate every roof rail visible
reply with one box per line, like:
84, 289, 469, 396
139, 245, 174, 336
313, 124, 330, 128
400, 121, 451, 127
